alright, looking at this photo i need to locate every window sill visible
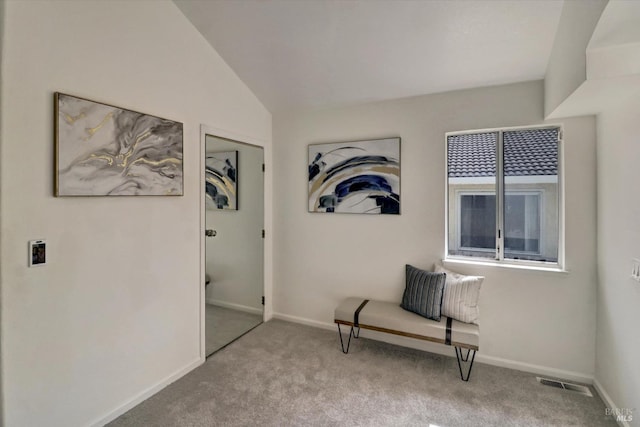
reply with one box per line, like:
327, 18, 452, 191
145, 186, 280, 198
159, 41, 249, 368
443, 257, 568, 274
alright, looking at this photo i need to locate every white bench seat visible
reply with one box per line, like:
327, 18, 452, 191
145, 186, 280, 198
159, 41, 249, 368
334, 297, 480, 381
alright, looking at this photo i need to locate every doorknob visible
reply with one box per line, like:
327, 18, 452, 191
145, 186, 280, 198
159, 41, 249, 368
205, 229, 217, 237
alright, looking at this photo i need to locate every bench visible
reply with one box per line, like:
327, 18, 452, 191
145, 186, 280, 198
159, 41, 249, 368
334, 297, 480, 381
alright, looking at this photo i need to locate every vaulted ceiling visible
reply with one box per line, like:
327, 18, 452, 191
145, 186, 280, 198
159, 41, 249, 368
175, 0, 564, 113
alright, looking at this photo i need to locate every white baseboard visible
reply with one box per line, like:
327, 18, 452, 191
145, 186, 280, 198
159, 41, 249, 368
273, 312, 335, 331
89, 356, 204, 427
475, 354, 593, 385
207, 298, 263, 316
273, 312, 593, 384
593, 378, 631, 427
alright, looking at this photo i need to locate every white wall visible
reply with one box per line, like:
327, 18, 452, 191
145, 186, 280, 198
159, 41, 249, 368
205, 136, 264, 313
0, 1, 271, 426
273, 80, 598, 380
596, 96, 640, 421
0, 0, 5, 422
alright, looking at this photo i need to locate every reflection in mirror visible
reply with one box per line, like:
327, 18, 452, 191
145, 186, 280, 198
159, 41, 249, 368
205, 134, 264, 356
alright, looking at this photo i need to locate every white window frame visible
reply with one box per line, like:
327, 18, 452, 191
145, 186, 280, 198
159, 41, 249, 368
444, 124, 564, 271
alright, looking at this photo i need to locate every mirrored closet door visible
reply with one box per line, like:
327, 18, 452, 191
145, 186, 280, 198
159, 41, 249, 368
204, 134, 264, 356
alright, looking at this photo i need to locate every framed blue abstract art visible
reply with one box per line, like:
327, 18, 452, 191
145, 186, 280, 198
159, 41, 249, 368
308, 137, 400, 214
205, 151, 238, 210
55, 93, 183, 196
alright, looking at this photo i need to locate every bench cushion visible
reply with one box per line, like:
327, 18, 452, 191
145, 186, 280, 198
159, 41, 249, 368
335, 297, 479, 350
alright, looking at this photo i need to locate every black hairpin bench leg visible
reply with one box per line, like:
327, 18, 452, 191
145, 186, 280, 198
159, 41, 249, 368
337, 324, 360, 354
455, 347, 476, 381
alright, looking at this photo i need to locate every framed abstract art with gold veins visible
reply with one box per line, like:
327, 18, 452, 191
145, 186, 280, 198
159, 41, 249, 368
54, 92, 183, 196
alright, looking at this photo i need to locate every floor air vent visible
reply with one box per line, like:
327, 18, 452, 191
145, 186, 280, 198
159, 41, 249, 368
536, 377, 593, 397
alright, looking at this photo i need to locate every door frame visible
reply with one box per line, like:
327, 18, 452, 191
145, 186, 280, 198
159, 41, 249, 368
199, 124, 271, 361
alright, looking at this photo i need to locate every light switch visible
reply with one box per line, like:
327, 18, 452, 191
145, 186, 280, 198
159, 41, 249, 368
29, 240, 47, 267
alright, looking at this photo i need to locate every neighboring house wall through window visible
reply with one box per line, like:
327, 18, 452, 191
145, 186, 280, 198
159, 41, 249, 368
446, 126, 561, 266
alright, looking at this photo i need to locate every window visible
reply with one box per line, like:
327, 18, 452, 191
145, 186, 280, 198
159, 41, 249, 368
503, 192, 541, 256
446, 126, 561, 266
459, 193, 496, 254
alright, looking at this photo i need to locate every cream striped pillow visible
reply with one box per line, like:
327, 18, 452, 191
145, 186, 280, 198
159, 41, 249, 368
434, 264, 483, 325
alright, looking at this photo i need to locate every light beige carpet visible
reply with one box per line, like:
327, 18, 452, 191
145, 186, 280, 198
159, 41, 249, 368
110, 319, 617, 427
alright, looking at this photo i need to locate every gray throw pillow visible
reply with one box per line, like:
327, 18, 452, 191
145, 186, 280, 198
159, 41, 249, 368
401, 264, 446, 321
